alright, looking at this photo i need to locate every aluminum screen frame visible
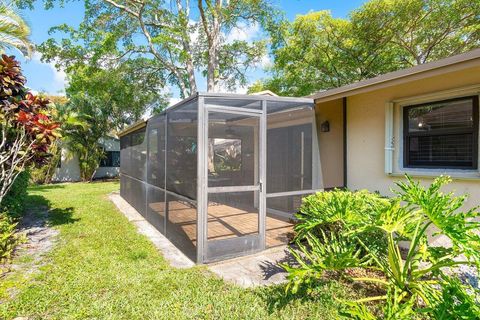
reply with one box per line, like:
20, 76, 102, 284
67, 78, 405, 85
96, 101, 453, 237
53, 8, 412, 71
120, 92, 322, 264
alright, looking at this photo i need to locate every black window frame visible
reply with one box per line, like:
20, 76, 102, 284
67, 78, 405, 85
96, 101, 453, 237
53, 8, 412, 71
100, 150, 121, 168
403, 95, 479, 170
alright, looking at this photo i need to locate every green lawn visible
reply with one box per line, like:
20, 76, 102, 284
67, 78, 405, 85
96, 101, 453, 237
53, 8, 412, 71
0, 182, 354, 319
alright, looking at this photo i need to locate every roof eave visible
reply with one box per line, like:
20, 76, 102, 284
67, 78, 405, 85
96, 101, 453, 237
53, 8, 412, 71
312, 48, 480, 103
118, 120, 147, 137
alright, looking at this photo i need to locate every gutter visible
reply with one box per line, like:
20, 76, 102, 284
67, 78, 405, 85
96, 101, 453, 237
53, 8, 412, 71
118, 119, 147, 137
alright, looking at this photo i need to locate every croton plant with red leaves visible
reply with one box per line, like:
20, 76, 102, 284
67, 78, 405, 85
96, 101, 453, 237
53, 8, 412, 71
0, 54, 61, 202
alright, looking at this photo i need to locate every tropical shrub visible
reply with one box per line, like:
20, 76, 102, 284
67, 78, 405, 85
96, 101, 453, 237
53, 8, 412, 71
1, 170, 29, 217
284, 190, 390, 293
0, 214, 20, 263
284, 175, 480, 319
0, 54, 60, 203
0, 54, 59, 264
0, 170, 29, 264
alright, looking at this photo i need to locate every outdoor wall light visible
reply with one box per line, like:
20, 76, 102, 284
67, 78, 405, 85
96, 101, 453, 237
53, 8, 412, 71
320, 121, 330, 132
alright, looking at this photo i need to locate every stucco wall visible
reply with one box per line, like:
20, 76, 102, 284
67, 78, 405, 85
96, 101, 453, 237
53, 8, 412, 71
52, 149, 82, 182
315, 99, 344, 189
315, 66, 480, 247
344, 66, 480, 210
52, 137, 120, 182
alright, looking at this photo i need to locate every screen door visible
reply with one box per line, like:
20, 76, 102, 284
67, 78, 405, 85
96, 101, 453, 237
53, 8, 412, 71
202, 106, 265, 262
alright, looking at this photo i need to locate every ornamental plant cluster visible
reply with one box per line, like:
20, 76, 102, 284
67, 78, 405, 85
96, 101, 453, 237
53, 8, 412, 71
285, 175, 480, 319
0, 54, 60, 263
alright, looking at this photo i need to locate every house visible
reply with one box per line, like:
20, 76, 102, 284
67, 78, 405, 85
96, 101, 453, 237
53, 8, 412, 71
53, 136, 121, 182
118, 49, 480, 263
314, 48, 480, 215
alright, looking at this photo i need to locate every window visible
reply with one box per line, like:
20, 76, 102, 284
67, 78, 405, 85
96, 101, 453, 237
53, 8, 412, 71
210, 138, 242, 173
403, 96, 479, 169
100, 151, 121, 167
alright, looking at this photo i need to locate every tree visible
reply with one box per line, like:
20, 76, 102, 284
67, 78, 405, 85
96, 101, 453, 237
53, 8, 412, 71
0, 3, 32, 56
20, 0, 278, 97
0, 54, 60, 203
64, 60, 169, 131
254, 0, 480, 97
351, 0, 480, 66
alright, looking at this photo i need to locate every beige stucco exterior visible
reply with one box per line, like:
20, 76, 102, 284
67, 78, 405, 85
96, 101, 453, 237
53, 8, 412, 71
316, 64, 480, 211
315, 99, 344, 189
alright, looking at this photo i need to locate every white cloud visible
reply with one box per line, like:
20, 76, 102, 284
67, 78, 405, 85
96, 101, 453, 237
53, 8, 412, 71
226, 22, 260, 43
31, 52, 67, 92
258, 54, 272, 69
189, 20, 200, 44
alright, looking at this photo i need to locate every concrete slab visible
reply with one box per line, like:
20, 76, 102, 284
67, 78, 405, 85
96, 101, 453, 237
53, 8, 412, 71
208, 246, 295, 288
109, 192, 195, 269
109, 192, 294, 287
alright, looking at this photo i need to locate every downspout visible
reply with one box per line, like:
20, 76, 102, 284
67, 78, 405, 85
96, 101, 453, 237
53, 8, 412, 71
343, 97, 347, 189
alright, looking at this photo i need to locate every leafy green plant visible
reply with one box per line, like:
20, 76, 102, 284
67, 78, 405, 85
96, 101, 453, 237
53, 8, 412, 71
295, 189, 389, 249
284, 175, 480, 319
284, 231, 368, 294
1, 170, 29, 217
0, 213, 24, 265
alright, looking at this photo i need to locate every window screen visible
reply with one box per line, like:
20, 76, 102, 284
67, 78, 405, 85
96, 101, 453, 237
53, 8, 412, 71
100, 151, 120, 167
404, 96, 479, 169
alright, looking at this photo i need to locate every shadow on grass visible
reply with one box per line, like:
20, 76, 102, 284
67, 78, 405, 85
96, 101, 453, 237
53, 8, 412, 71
24, 194, 78, 227
259, 278, 339, 313
257, 247, 346, 314
28, 184, 66, 192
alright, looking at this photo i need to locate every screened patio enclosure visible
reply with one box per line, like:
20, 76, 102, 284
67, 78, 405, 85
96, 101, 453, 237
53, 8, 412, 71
119, 92, 323, 263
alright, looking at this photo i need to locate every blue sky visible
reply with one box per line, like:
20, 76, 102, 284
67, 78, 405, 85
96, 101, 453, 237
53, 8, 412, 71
10, 0, 367, 99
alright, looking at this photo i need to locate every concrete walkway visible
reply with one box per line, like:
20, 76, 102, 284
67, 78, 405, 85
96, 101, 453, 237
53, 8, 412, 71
109, 192, 293, 287
208, 247, 294, 287
109, 193, 195, 269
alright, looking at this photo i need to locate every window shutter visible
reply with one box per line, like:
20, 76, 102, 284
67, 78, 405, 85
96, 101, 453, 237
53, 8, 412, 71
385, 102, 394, 174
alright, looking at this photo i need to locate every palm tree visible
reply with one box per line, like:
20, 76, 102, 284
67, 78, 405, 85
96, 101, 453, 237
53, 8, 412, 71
0, 3, 32, 57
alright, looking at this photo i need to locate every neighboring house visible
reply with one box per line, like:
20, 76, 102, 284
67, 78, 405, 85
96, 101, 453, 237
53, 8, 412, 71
314, 48, 480, 220
52, 136, 121, 182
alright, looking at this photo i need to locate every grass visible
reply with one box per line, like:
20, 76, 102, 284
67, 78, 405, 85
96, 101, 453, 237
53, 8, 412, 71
0, 181, 355, 319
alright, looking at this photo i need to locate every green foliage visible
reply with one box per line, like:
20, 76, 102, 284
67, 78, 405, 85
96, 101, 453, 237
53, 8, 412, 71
0, 3, 32, 56
420, 277, 480, 319
0, 214, 20, 264
0, 170, 29, 265
284, 231, 367, 294
29, 140, 60, 184
62, 61, 169, 132
0, 54, 60, 203
285, 175, 480, 319
256, 0, 480, 96
57, 100, 104, 182
295, 190, 389, 255
22, 0, 280, 97
1, 170, 29, 218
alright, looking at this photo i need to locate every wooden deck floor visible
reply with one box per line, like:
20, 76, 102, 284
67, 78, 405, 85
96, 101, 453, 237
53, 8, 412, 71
164, 200, 294, 248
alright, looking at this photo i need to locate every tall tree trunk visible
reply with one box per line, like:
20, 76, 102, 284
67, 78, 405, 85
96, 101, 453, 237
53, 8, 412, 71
176, 0, 197, 94
199, 0, 222, 92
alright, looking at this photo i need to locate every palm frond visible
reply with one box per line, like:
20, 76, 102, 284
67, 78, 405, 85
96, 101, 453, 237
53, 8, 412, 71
0, 3, 32, 57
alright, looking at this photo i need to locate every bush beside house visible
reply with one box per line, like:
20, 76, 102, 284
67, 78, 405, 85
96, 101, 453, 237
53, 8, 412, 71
285, 175, 480, 319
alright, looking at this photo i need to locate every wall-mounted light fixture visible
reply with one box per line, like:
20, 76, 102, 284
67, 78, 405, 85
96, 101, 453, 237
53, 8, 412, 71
320, 121, 330, 132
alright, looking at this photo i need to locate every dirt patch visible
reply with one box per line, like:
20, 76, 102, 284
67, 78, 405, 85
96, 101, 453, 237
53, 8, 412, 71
0, 204, 59, 283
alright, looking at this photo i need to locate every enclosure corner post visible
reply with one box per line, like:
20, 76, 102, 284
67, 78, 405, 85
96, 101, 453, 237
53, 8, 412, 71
197, 96, 207, 263
259, 99, 267, 250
